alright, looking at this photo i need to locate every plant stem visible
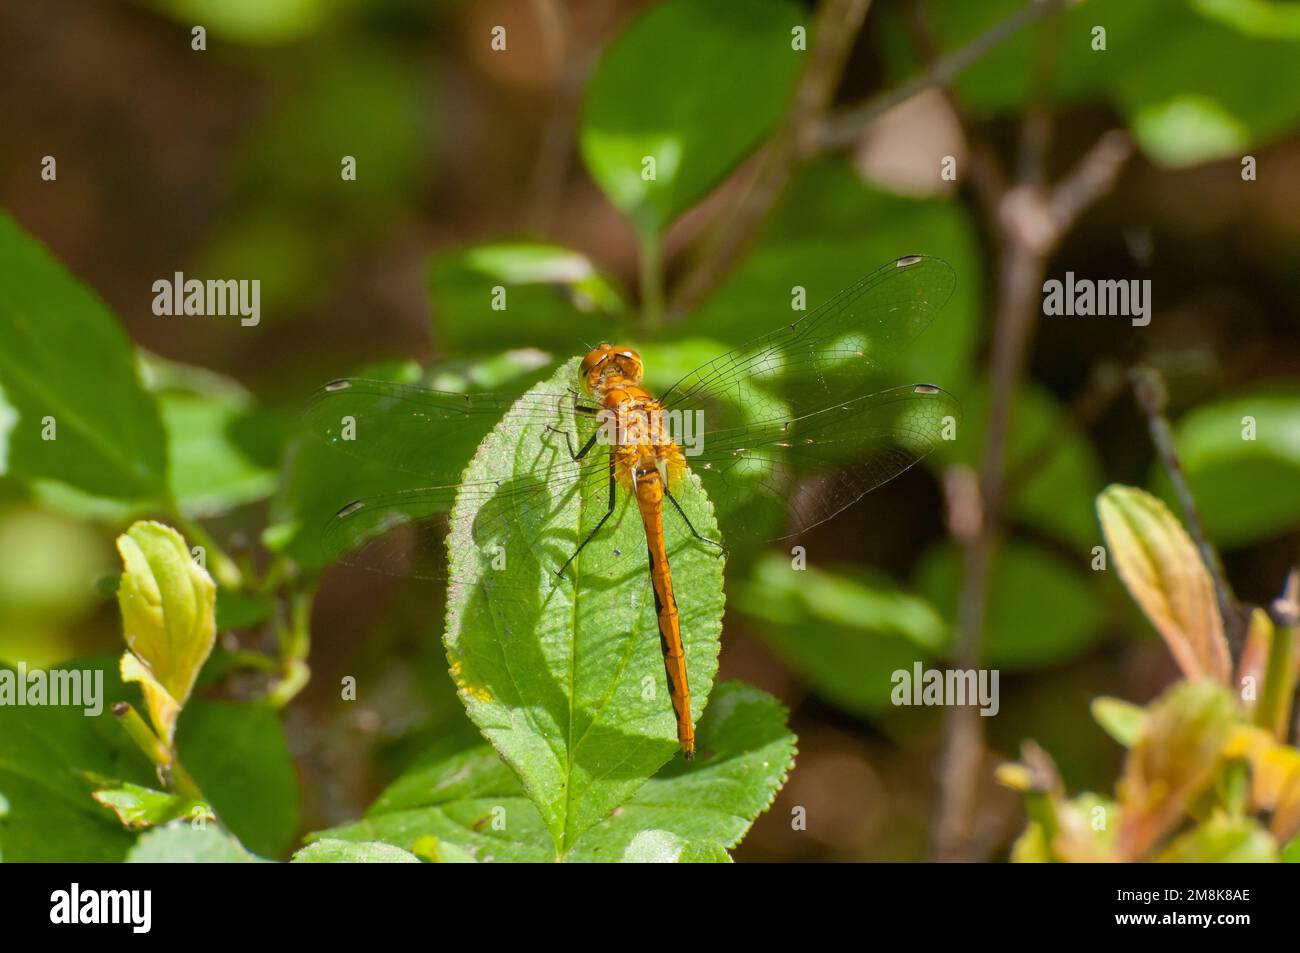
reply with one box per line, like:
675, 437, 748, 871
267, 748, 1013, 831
112, 701, 205, 802
166, 760, 206, 804
638, 231, 665, 333
268, 583, 315, 708
223, 650, 279, 674
1262, 569, 1300, 741
930, 6, 1132, 860
172, 511, 243, 591
255, 555, 293, 596
1129, 366, 1246, 650
113, 701, 172, 768
668, 0, 871, 319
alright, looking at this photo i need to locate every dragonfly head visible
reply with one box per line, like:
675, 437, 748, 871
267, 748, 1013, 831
580, 343, 644, 393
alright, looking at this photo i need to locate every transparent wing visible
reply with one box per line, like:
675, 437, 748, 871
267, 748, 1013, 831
300, 378, 621, 581
303, 378, 600, 485
321, 450, 617, 582
300, 377, 615, 581
686, 383, 959, 542
307, 255, 957, 572
663, 256, 958, 542
660, 255, 955, 426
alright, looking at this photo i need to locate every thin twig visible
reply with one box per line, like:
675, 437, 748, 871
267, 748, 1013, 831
666, 0, 873, 319
1047, 129, 1135, 231
812, 0, 1074, 153
934, 136, 1131, 861
930, 4, 1131, 861
523, 0, 594, 233
1130, 365, 1247, 649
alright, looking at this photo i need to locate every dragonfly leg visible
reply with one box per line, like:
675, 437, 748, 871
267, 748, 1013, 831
545, 389, 601, 459
545, 425, 599, 461
568, 388, 598, 414
664, 487, 727, 559
556, 451, 617, 578
554, 388, 598, 417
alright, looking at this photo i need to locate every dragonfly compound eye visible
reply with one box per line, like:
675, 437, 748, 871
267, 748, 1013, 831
579, 344, 643, 392
608, 346, 644, 383
579, 344, 614, 393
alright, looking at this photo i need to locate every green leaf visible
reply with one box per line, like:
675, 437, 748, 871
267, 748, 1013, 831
126, 821, 266, 862
0, 657, 155, 861
429, 242, 627, 355
292, 839, 420, 863
319, 744, 553, 863
158, 390, 281, 518
233, 42, 426, 217
1109, 8, 1300, 166
115, 521, 218, 746
0, 212, 168, 502
144, 0, 335, 45
1284, 836, 1300, 862
562, 682, 796, 861
1097, 485, 1231, 682
1091, 696, 1147, 748
176, 701, 299, 859
736, 554, 946, 714
89, 778, 211, 830
1157, 813, 1278, 862
313, 682, 795, 862
580, 0, 803, 235
1009, 820, 1052, 863
1117, 680, 1235, 859
268, 363, 425, 571
877, 0, 1165, 116
213, 589, 276, 632
267, 356, 549, 572
883, 0, 1300, 166
194, 211, 336, 322
444, 359, 726, 855
914, 540, 1107, 670
1154, 391, 1300, 548
0, 508, 111, 667
1193, 0, 1300, 39
411, 837, 477, 863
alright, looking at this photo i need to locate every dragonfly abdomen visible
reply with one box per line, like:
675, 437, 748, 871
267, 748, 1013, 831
633, 467, 694, 758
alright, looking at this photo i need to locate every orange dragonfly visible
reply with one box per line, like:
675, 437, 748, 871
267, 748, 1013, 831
308, 255, 959, 758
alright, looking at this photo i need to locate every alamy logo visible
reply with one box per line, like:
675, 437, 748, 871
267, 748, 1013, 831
1042, 271, 1151, 326
50, 884, 151, 933
594, 406, 706, 456
891, 662, 1000, 716
152, 271, 260, 326
0, 662, 102, 715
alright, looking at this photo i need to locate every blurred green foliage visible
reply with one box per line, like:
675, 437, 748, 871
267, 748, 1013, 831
1, 0, 1298, 862
881, 0, 1300, 166
580, 0, 804, 237
429, 243, 627, 354
1156, 390, 1300, 548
